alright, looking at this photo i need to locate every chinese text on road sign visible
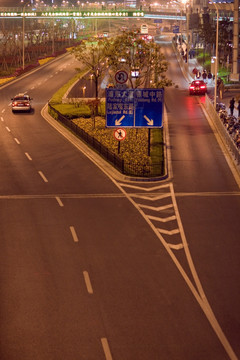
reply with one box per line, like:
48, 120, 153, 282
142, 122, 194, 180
106, 88, 164, 128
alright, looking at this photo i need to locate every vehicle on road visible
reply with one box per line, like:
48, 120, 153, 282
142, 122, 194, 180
11, 94, 33, 112
189, 80, 207, 95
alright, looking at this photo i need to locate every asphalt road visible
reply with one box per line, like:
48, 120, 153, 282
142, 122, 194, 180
0, 43, 239, 360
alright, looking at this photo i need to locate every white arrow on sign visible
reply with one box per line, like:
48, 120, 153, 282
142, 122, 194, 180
115, 115, 125, 126
144, 115, 154, 126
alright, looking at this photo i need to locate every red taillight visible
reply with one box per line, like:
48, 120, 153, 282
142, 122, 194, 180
200, 85, 206, 89
190, 86, 195, 89
24, 102, 30, 106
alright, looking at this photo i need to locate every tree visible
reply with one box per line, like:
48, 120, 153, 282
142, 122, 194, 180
104, 31, 172, 88
198, 21, 216, 57
71, 39, 107, 114
218, 18, 233, 66
199, 15, 233, 68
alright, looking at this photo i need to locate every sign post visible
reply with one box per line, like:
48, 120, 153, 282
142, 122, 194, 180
114, 128, 126, 154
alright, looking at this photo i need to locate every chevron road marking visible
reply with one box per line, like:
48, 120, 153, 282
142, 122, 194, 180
147, 215, 176, 222
168, 243, 184, 250
113, 179, 238, 359
157, 228, 180, 235
139, 203, 174, 211
118, 182, 171, 192
130, 193, 171, 201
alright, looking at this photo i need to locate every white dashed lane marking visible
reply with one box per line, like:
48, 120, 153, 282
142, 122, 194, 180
38, 171, 48, 183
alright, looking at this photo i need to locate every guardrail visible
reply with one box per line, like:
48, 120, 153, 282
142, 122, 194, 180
205, 95, 240, 165
48, 103, 163, 178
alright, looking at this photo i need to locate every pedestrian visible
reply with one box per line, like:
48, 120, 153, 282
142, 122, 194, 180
196, 70, 201, 79
237, 100, 240, 118
202, 70, 207, 82
229, 97, 235, 116
217, 77, 222, 91
207, 71, 212, 84
192, 67, 198, 79
219, 81, 225, 100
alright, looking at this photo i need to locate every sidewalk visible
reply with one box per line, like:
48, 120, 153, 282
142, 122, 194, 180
217, 91, 240, 118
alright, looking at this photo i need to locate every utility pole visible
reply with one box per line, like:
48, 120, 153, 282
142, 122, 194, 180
230, 0, 239, 81
213, 3, 219, 110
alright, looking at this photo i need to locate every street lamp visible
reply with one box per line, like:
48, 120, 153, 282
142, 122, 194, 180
213, 2, 219, 110
21, 0, 32, 70
181, 0, 190, 67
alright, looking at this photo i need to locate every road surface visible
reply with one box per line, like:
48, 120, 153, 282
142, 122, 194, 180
0, 44, 239, 360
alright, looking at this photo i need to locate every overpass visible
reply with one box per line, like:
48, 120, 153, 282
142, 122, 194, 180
0, 9, 186, 21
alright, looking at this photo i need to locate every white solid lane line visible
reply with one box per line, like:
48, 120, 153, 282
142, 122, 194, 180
83, 271, 93, 294
70, 226, 79, 242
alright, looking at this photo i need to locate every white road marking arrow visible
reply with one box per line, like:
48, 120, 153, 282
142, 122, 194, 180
115, 115, 125, 126
144, 115, 154, 126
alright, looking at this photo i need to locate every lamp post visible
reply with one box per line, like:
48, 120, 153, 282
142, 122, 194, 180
213, 2, 219, 110
21, 0, 32, 70
181, 0, 190, 68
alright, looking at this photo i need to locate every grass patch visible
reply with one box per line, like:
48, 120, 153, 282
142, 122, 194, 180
0, 76, 15, 85
72, 117, 164, 174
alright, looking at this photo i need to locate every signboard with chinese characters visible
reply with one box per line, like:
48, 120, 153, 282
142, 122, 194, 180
172, 25, 180, 33
106, 88, 164, 128
106, 89, 134, 127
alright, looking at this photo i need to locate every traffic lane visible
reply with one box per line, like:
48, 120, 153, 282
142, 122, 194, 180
0, 119, 51, 194
0, 195, 231, 360
0, 53, 79, 107
162, 40, 239, 358
67, 74, 96, 98
0, 59, 120, 196
0, 198, 108, 360
0, 104, 120, 195
158, 35, 190, 90
165, 87, 239, 193
62, 196, 231, 360
176, 193, 240, 358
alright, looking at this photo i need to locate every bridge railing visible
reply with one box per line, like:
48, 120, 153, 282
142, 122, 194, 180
205, 95, 240, 165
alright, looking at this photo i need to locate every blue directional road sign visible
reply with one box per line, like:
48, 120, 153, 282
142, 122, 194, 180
172, 25, 180, 33
135, 89, 164, 128
106, 89, 134, 127
106, 88, 164, 128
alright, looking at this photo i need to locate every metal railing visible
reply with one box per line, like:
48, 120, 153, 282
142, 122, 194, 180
205, 95, 240, 165
48, 103, 163, 177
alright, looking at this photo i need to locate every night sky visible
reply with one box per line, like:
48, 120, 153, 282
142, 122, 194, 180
0, 0, 56, 6
0, 1, 32, 6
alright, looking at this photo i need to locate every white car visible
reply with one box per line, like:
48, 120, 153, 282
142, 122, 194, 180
11, 94, 32, 112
